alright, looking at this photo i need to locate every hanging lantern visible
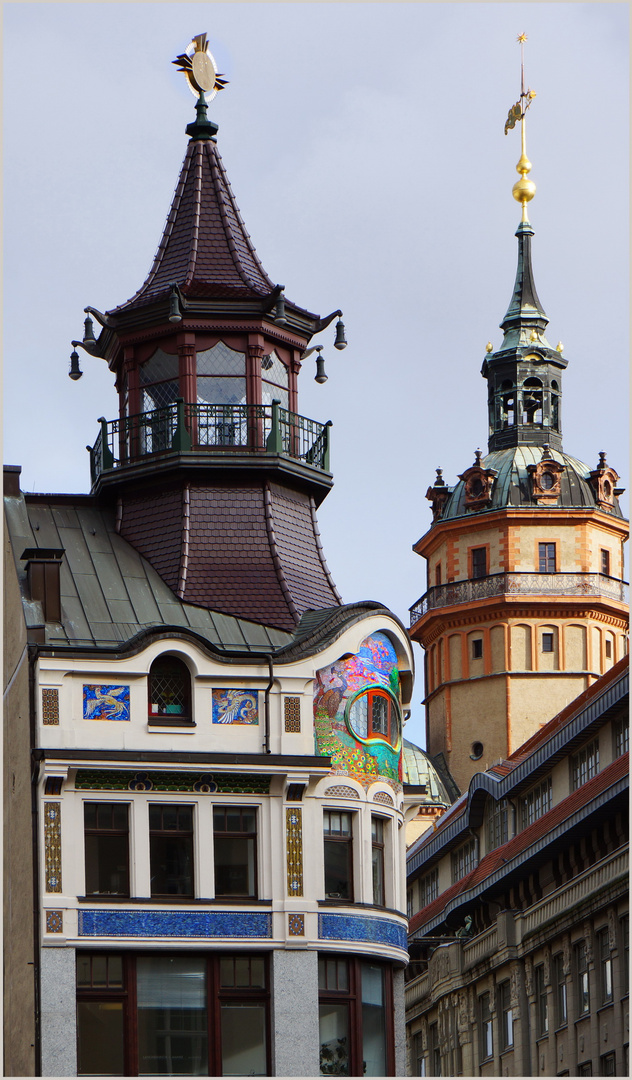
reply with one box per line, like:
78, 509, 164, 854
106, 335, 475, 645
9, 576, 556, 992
83, 314, 97, 348
169, 286, 182, 323
274, 292, 287, 324
334, 318, 347, 350
314, 349, 327, 384
69, 349, 83, 381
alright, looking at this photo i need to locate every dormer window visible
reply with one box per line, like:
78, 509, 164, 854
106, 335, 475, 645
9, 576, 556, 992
148, 656, 192, 725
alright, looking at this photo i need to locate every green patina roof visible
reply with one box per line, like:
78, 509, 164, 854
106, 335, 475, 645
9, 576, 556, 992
402, 739, 454, 805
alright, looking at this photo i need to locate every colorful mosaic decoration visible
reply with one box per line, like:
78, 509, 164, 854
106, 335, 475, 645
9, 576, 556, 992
42, 688, 59, 725
313, 633, 403, 789
44, 802, 62, 893
286, 807, 303, 896
318, 913, 407, 952
212, 689, 258, 725
284, 696, 301, 732
78, 909, 272, 938
288, 914, 305, 937
46, 910, 63, 934
74, 770, 270, 794
324, 785, 360, 799
83, 685, 130, 721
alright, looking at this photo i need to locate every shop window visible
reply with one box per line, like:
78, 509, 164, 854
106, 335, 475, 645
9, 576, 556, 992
471, 547, 487, 579
478, 992, 493, 1061
598, 928, 613, 1004
554, 953, 567, 1028
371, 817, 385, 907
84, 803, 130, 897
213, 807, 257, 898
318, 955, 393, 1077
575, 941, 590, 1015
535, 963, 548, 1036
323, 811, 353, 900
346, 688, 400, 748
148, 656, 192, 724
571, 739, 600, 791
520, 777, 552, 829
429, 1022, 441, 1076
451, 839, 476, 883
149, 804, 194, 898
601, 549, 611, 577
539, 542, 556, 573
76, 952, 269, 1077
498, 980, 513, 1050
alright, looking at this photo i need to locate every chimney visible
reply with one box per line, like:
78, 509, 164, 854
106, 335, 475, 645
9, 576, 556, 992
21, 548, 64, 623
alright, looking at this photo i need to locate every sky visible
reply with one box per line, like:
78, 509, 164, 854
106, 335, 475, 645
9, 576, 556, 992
3, 3, 629, 747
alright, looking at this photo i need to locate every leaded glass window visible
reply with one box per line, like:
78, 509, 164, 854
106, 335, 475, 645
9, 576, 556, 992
196, 343, 246, 405
139, 349, 180, 411
261, 350, 289, 411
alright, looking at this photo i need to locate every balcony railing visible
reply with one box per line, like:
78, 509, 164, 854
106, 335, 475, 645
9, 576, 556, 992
89, 400, 332, 485
410, 572, 629, 625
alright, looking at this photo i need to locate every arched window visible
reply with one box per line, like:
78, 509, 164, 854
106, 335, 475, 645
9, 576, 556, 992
148, 656, 192, 725
345, 688, 400, 748
522, 377, 543, 424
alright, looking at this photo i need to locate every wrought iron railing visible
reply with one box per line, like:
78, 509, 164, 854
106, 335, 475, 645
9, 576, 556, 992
410, 572, 629, 624
89, 400, 331, 484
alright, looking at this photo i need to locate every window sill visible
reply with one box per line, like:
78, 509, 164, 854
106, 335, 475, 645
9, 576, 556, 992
77, 895, 272, 906
147, 718, 196, 728
318, 899, 404, 918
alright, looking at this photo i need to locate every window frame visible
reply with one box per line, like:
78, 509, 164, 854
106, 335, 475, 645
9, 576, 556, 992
571, 739, 600, 791
575, 941, 590, 1016
148, 803, 195, 899
520, 777, 552, 829
542, 631, 555, 653
471, 637, 483, 660
535, 963, 549, 1037
451, 839, 477, 883
598, 927, 614, 1005
486, 798, 510, 852
478, 992, 493, 1062
371, 816, 386, 907
212, 805, 258, 900
554, 953, 567, 1029
83, 801, 130, 899
147, 655, 193, 726
600, 549, 611, 577
498, 980, 514, 1051
323, 809, 354, 901
613, 714, 629, 758
344, 686, 401, 750
317, 954, 394, 1077
538, 542, 557, 573
471, 547, 488, 580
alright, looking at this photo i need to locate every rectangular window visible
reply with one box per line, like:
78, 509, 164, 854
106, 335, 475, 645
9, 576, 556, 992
213, 807, 257, 898
76, 952, 269, 1077
542, 632, 555, 653
324, 811, 353, 900
536, 964, 549, 1036
605, 639, 612, 658
576, 941, 590, 1015
601, 549, 611, 577
318, 955, 393, 1077
435, 564, 442, 586
598, 928, 613, 1004
429, 1021, 441, 1076
539, 542, 557, 573
478, 992, 493, 1061
614, 714, 629, 757
499, 981, 513, 1051
149, 804, 194, 898
419, 868, 439, 909
84, 803, 130, 897
600, 1053, 616, 1076
578, 1064, 592, 1076
406, 886, 414, 920
486, 799, 509, 851
472, 638, 483, 659
414, 1031, 426, 1076
520, 777, 553, 829
571, 740, 600, 791
471, 548, 487, 579
554, 953, 567, 1028
451, 839, 477, 883
371, 817, 385, 907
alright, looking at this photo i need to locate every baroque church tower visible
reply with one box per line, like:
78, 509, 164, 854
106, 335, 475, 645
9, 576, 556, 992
409, 53, 628, 792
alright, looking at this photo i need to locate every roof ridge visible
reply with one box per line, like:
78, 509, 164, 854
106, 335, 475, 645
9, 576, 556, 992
206, 141, 275, 295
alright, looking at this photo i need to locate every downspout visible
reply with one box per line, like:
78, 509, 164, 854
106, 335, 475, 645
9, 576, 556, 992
29, 647, 43, 1077
264, 654, 274, 755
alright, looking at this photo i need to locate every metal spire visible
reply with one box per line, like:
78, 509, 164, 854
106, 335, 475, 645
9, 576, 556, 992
504, 32, 537, 222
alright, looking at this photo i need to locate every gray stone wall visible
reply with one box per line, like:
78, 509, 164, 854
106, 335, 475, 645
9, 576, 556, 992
40, 947, 77, 1077
393, 966, 407, 1076
271, 948, 320, 1076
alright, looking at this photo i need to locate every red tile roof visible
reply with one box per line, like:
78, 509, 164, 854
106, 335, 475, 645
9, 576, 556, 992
409, 752, 628, 935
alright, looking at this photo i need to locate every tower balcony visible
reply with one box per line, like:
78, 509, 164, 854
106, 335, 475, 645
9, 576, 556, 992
409, 572, 629, 626
88, 399, 332, 497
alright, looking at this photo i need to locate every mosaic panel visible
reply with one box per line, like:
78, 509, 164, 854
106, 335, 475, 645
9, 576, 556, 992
74, 770, 270, 794
42, 688, 59, 725
286, 807, 303, 896
318, 913, 407, 951
314, 633, 403, 789
44, 802, 62, 893
83, 685, 130, 722
284, 696, 301, 732
288, 914, 305, 937
212, 689, 259, 725
46, 910, 63, 934
373, 791, 395, 807
324, 785, 360, 799
78, 909, 272, 939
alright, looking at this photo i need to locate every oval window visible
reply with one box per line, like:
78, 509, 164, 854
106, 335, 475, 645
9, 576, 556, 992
540, 471, 554, 490
346, 688, 400, 749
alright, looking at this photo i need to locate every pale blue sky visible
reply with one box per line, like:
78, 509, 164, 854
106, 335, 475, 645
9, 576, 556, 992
4, 3, 628, 745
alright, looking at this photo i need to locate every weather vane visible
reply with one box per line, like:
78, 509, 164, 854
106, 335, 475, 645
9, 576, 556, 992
504, 32, 537, 221
172, 34, 228, 100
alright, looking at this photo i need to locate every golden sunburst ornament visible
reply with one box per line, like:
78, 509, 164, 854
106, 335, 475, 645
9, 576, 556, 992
173, 34, 228, 100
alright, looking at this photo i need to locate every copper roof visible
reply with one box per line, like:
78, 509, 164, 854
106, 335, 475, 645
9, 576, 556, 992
110, 138, 276, 313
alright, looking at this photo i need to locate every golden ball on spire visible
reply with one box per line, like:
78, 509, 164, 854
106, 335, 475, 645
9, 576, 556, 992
485, 342, 493, 353
512, 176, 536, 204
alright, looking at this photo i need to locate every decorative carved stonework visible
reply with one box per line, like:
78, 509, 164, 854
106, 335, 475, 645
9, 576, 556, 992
426, 468, 451, 520
420, 1017, 428, 1051
458, 449, 498, 510
510, 963, 521, 1009
562, 935, 571, 976
608, 908, 617, 951
524, 956, 534, 997
526, 444, 565, 503
430, 947, 451, 983
589, 452, 622, 510
583, 921, 593, 964
543, 947, 552, 985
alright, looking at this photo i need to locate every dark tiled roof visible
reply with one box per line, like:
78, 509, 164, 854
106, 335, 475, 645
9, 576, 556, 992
409, 752, 628, 934
110, 139, 276, 313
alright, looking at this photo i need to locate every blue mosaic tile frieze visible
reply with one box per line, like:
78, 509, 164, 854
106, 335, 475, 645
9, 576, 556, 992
318, 912, 407, 951
78, 909, 272, 939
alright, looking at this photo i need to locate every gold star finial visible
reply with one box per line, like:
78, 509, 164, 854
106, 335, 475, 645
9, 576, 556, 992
517, 32, 528, 43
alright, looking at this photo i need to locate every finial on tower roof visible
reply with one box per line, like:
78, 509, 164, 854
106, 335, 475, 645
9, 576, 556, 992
173, 35, 229, 139
504, 32, 537, 222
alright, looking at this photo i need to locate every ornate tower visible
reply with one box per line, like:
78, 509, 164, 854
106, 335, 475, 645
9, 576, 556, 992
75, 37, 346, 632
409, 41, 628, 791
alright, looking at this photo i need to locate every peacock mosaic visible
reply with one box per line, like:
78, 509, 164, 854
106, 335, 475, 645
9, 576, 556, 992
313, 633, 403, 789
212, 689, 259, 725
83, 685, 130, 721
